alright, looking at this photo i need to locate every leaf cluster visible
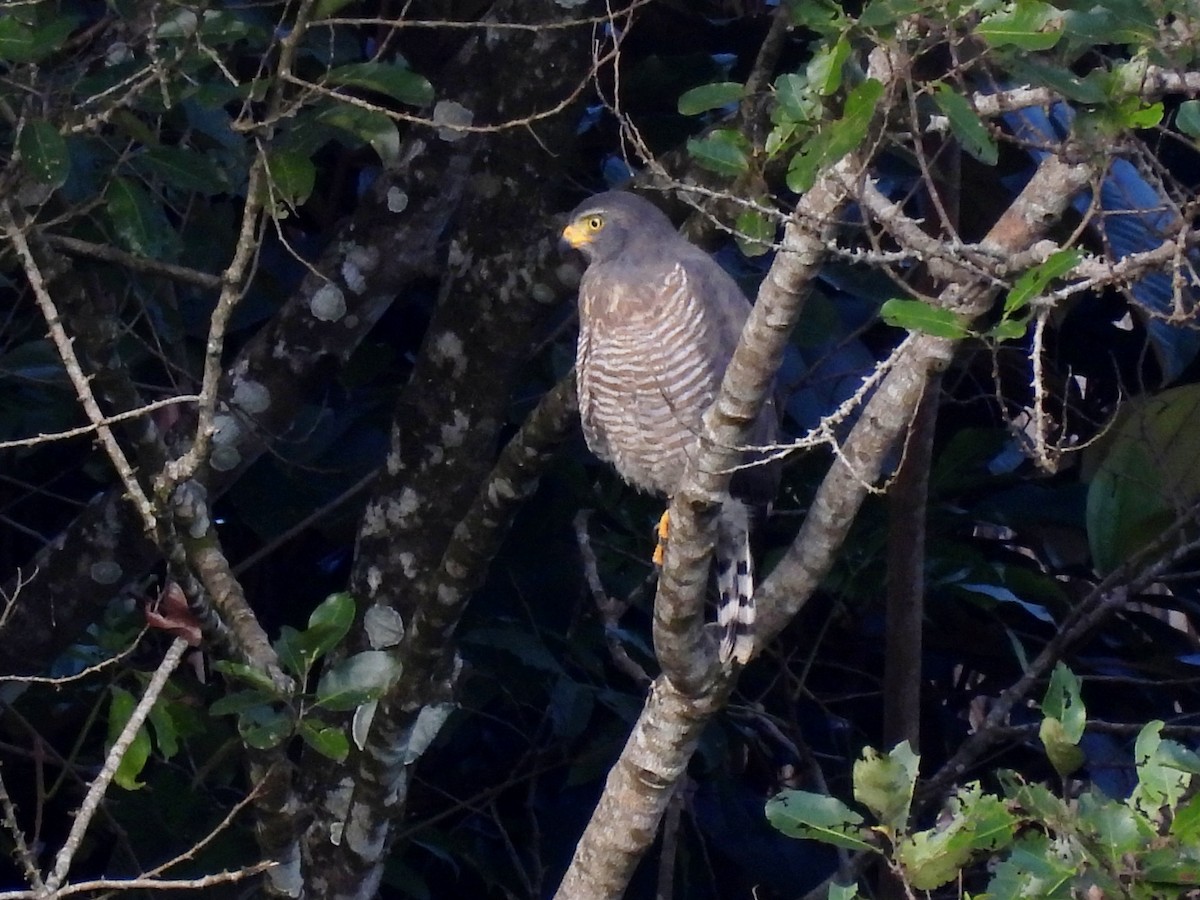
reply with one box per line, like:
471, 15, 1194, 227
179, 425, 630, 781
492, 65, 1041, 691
767, 664, 1200, 897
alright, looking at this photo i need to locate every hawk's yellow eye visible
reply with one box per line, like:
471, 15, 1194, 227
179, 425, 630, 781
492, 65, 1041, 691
585, 215, 604, 231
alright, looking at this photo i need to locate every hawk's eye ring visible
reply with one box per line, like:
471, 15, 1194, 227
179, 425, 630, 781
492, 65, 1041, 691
586, 215, 604, 231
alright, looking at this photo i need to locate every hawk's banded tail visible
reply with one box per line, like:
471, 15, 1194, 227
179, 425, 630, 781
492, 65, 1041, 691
715, 500, 755, 665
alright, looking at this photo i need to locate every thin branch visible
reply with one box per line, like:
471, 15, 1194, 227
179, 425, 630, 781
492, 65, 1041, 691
573, 510, 653, 688
41, 637, 189, 894
44, 235, 222, 289
0, 397, 199, 451
0, 200, 158, 535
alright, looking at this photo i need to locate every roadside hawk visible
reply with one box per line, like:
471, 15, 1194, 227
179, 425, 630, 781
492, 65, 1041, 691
561, 190, 779, 664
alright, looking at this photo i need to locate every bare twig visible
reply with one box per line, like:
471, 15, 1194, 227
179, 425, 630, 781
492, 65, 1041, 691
0, 200, 158, 535
40, 636, 189, 894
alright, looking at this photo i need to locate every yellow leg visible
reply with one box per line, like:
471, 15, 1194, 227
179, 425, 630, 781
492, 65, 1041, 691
652, 510, 670, 566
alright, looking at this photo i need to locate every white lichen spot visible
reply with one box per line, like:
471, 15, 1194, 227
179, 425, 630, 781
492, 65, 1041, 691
387, 187, 409, 213
488, 478, 517, 502
232, 378, 270, 414
532, 282, 556, 304
431, 331, 466, 376
437, 583, 462, 607
352, 699, 378, 749
365, 605, 405, 649
440, 409, 469, 448
344, 807, 386, 858
211, 413, 241, 447
361, 503, 386, 537
444, 559, 468, 581
311, 283, 347, 322
366, 566, 383, 593
432, 100, 473, 142
403, 703, 455, 763
265, 852, 303, 897
90, 559, 123, 584
397, 487, 420, 518
210, 445, 241, 471
341, 260, 367, 295
386, 453, 403, 476
106, 40, 132, 66
187, 508, 210, 538
349, 243, 380, 273
397, 552, 417, 578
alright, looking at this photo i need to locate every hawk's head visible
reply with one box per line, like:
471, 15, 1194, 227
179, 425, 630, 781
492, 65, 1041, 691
560, 191, 676, 265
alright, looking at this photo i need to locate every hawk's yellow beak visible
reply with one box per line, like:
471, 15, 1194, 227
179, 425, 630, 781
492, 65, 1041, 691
561, 222, 591, 248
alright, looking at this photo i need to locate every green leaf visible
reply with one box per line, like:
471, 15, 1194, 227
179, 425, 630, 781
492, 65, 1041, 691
1077, 791, 1152, 868
209, 689, 282, 716
315, 650, 402, 711
1114, 98, 1163, 130
17, 121, 69, 187
764, 121, 798, 158
0, 17, 76, 64
987, 316, 1031, 342
1177, 100, 1200, 139
853, 742, 918, 832
1041, 662, 1085, 742
774, 72, 816, 124
880, 298, 969, 338
857, 0, 926, 30
271, 595, 353, 679
139, 147, 227, 194
1040, 717, 1086, 777
266, 150, 316, 212
107, 687, 151, 791
275, 625, 310, 681
677, 81, 743, 116
734, 207, 775, 257
765, 790, 875, 852
827, 883, 862, 900
237, 705, 293, 750
977, 0, 1064, 50
986, 832, 1077, 898
806, 36, 850, 97
0, 18, 34, 61
933, 85, 998, 166
327, 62, 434, 107
1085, 384, 1200, 574
148, 700, 180, 759
1172, 793, 1200, 842
686, 129, 751, 176
314, 0, 360, 18
786, 79, 882, 192
1130, 721, 1200, 818
104, 177, 179, 260
212, 660, 287, 696
298, 719, 350, 762
1003, 774, 1069, 826
305, 592, 356, 653
1005, 248, 1082, 315
1140, 844, 1200, 885
1007, 58, 1108, 105
314, 105, 401, 167
1060, 3, 1157, 45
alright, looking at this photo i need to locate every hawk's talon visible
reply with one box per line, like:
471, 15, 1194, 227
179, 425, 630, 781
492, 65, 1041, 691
652, 510, 670, 567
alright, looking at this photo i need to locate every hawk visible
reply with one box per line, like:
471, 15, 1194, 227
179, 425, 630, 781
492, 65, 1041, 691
561, 190, 778, 664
